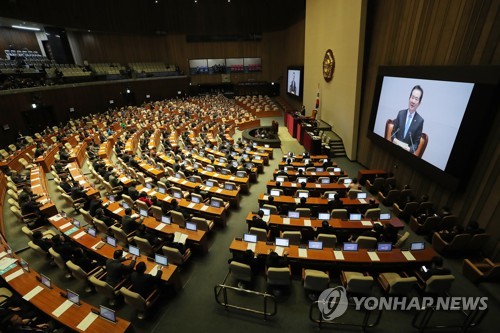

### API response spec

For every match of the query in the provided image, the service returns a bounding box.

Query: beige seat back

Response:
[267,267,291,286]
[230,262,252,283]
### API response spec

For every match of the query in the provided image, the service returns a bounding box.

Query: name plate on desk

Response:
[368,252,380,261]
[283,218,290,225]
[333,250,344,260]
[298,248,308,258]
[247,243,256,251]
[187,203,196,209]
[402,251,416,261]
[303,220,312,227]
[361,220,372,226]
[77,312,98,331]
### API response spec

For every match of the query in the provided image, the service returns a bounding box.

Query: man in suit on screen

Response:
[289,73,297,95]
[390,85,424,154]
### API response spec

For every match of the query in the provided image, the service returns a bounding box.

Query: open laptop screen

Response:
[270,189,281,197]
[276,176,285,183]
[318,212,330,220]
[243,233,257,243]
[67,289,80,305]
[87,227,96,237]
[139,208,148,217]
[377,242,392,252]
[275,237,289,247]
[191,195,201,203]
[321,178,330,184]
[343,243,358,252]
[380,213,391,220]
[40,274,51,288]
[186,222,197,231]
[411,242,425,251]
[349,213,362,221]
[210,198,221,208]
[297,177,307,184]
[161,215,171,224]
[155,254,168,266]
[288,211,300,219]
[357,192,367,199]
[99,305,116,323]
[106,236,117,247]
[298,191,309,198]
[128,245,140,256]
[261,208,271,216]
[308,241,323,250]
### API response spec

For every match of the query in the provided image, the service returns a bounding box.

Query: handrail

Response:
[214,284,277,319]
[309,300,382,332]
[412,305,488,332]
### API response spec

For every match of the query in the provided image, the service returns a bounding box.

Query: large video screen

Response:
[368,66,499,189]
[372,76,474,171]
[287,67,303,98]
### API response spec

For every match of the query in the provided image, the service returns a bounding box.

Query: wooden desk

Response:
[67,162,100,198]
[69,141,88,168]
[136,159,165,180]
[258,193,378,210]
[0,144,36,172]
[273,169,346,180]
[136,185,228,226]
[278,161,332,169]
[229,239,436,269]
[30,166,58,217]
[266,180,349,196]
[47,215,182,290]
[282,154,329,162]
[245,212,405,231]
[35,144,59,173]
[0,236,131,333]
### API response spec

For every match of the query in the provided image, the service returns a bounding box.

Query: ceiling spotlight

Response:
[32,103,37,109]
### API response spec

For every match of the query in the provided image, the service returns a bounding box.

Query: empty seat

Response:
[342,271,374,295]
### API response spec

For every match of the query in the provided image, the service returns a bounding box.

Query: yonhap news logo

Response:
[317,286,349,320]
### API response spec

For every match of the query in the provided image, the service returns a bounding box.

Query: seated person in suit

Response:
[88,198,103,217]
[32,230,53,253]
[315,220,335,235]
[465,221,485,235]
[59,176,73,193]
[297,196,308,209]
[8,170,27,186]
[135,224,162,247]
[420,256,451,281]
[228,249,258,288]
[128,187,140,201]
[170,199,191,220]
[266,250,289,269]
[95,208,117,227]
[105,250,136,287]
[438,224,464,242]
[121,208,140,234]
[71,248,98,273]
[51,235,77,262]
[250,210,268,231]
[131,261,163,298]
[327,194,344,211]
[382,223,399,244]
[164,233,186,255]
[356,222,384,241]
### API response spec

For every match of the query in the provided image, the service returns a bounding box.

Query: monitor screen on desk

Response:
[205,180,214,187]
[173,192,182,199]
[270,189,281,197]
[232,161,239,168]
[161,215,171,224]
[122,201,130,209]
[275,237,289,247]
[343,178,352,184]
[73,219,80,228]
[334,168,341,172]
[316,167,324,172]
[261,208,271,216]
[221,169,230,175]
[297,177,307,184]
[243,233,257,243]
[87,227,96,237]
[411,242,425,251]
[128,245,140,256]
[186,222,197,231]
[67,289,80,305]
[357,192,367,199]
[276,176,285,183]
[242,153,249,159]
[236,171,246,178]
[349,213,362,221]
[40,274,51,288]
[288,211,300,219]
[139,208,148,217]
[298,192,309,198]
[321,178,330,184]
[155,254,168,266]
[328,193,337,199]
[109,195,115,202]
[343,243,358,252]
[99,305,116,323]
[308,241,323,250]
[20,258,29,271]
[377,242,393,252]
[210,198,221,208]
[224,183,234,191]
[146,182,153,189]
[106,236,117,247]
[254,155,261,160]
[191,195,201,203]
[318,212,330,220]
[175,173,182,179]
[158,186,166,194]
[205,166,214,172]
[380,213,391,220]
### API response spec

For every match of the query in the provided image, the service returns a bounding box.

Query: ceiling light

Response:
[12,25,40,31]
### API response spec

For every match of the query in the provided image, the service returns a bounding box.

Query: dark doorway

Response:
[22,105,57,135]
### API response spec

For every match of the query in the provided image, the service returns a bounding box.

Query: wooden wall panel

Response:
[0,27,40,54]
[357,0,500,257]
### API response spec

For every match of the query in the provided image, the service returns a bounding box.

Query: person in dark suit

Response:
[128,187,140,201]
[420,256,451,281]
[164,233,186,255]
[122,208,140,234]
[71,248,98,273]
[390,85,425,154]
[32,230,53,253]
[250,210,268,231]
[315,220,335,235]
[266,250,289,268]
[88,198,103,216]
[289,73,297,95]
[327,194,344,211]
[105,250,136,287]
[130,261,162,298]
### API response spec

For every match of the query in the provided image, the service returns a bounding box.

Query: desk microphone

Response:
[409,132,414,153]
[390,128,400,140]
